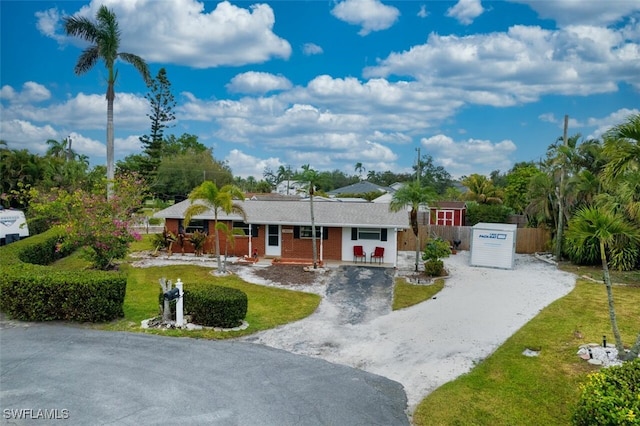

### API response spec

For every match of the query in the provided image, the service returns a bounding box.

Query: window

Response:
[351,227,388,241]
[358,227,381,240]
[233,221,249,236]
[300,226,322,238]
[182,219,206,234]
[293,226,328,239]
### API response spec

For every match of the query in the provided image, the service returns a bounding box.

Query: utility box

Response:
[470,223,517,269]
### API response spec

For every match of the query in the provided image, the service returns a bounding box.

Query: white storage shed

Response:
[470,223,517,269]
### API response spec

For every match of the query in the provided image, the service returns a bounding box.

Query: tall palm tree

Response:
[184,181,245,271]
[566,206,640,360]
[301,164,320,269]
[64,5,150,198]
[390,180,436,272]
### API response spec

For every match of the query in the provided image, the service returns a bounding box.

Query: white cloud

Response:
[35,8,66,44]
[226,72,292,95]
[446,0,484,25]
[302,43,324,56]
[225,149,282,179]
[0,82,50,104]
[417,5,429,19]
[42,0,291,68]
[421,134,516,178]
[331,0,400,36]
[0,119,58,154]
[585,108,640,140]
[509,0,640,27]
[363,24,640,105]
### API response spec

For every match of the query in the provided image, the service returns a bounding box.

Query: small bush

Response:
[148,217,163,226]
[160,284,248,328]
[424,259,445,277]
[572,359,640,425]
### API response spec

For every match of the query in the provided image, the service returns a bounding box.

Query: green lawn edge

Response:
[412,279,640,425]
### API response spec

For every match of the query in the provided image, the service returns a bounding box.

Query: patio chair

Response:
[370,246,384,264]
[353,245,366,263]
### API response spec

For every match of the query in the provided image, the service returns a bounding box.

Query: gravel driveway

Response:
[240,251,577,411]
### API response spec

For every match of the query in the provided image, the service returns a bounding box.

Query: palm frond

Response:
[118,52,151,83]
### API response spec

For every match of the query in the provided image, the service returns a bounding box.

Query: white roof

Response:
[154,199,409,229]
[472,222,517,231]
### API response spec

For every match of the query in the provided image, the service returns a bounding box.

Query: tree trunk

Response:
[214,214,222,271]
[600,240,625,357]
[106,90,115,199]
[623,333,640,361]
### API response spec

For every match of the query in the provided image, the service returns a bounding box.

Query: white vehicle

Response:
[0,207,29,245]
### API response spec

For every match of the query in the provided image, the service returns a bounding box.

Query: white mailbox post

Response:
[175,278,184,327]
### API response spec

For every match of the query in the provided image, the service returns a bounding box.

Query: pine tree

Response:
[139,68,176,182]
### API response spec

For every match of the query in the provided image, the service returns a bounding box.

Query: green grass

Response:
[559,261,640,286]
[412,279,640,425]
[95,263,321,339]
[53,236,321,339]
[393,278,444,310]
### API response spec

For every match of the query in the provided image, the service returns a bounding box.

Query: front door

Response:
[265,224,281,256]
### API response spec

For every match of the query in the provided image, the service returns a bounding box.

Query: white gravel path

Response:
[129,250,577,412]
[242,251,577,411]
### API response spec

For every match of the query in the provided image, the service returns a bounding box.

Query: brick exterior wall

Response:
[164,219,343,261]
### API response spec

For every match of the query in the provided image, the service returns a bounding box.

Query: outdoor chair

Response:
[370,246,384,264]
[353,245,366,263]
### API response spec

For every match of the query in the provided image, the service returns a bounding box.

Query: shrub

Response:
[0,229,126,322]
[422,237,451,262]
[160,284,248,328]
[424,259,445,277]
[148,217,163,226]
[572,359,640,425]
[188,286,247,328]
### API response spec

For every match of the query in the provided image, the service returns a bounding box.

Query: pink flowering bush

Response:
[27,173,148,270]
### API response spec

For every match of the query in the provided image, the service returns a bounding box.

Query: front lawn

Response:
[54,237,321,339]
[413,279,640,425]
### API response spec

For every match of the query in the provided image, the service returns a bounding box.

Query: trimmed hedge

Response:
[161,284,248,328]
[572,358,640,425]
[0,229,126,322]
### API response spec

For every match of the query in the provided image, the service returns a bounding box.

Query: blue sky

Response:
[1,0,638,180]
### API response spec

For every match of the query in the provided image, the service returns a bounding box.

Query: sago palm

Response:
[566,206,640,360]
[64,5,150,197]
[184,181,246,271]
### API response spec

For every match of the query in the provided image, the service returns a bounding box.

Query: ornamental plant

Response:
[572,359,640,425]
[27,173,148,270]
[422,237,451,276]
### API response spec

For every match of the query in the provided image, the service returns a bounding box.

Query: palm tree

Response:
[64,5,150,198]
[389,180,436,272]
[354,162,365,180]
[461,174,503,204]
[602,113,640,183]
[184,181,245,271]
[301,164,320,269]
[566,206,640,360]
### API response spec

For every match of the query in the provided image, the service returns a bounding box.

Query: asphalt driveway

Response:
[0,322,408,425]
[325,266,395,325]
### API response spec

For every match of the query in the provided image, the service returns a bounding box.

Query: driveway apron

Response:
[325,266,395,325]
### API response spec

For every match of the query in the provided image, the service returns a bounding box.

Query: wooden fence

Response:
[397,225,551,254]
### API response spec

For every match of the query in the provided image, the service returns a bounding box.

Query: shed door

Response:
[436,210,454,226]
[265,225,281,256]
